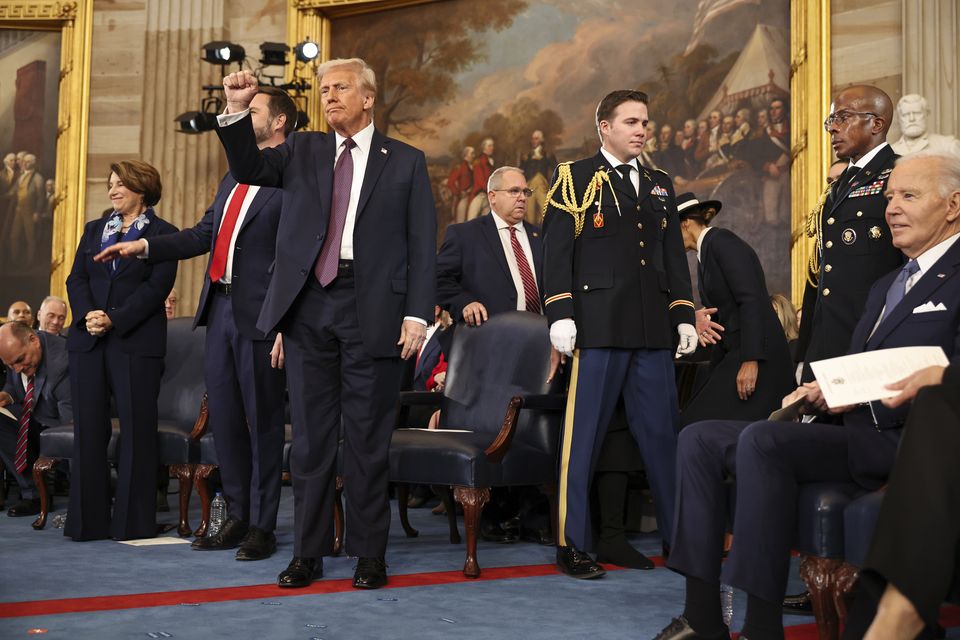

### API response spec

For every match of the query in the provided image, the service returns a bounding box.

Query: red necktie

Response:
[315,138,356,286]
[208,183,250,282]
[14,376,34,473]
[509,226,541,313]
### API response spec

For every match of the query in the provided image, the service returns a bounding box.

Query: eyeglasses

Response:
[823,110,878,131]
[492,187,534,198]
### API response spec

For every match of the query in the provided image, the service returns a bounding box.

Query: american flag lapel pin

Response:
[380,147,388,155]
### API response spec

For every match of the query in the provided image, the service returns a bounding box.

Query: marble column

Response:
[902,0,959,136]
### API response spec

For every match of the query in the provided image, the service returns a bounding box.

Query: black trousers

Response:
[205,292,286,531]
[65,339,163,540]
[851,384,960,629]
[283,270,401,558]
[0,414,45,500]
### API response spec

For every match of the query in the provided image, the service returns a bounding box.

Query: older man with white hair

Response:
[37,296,68,336]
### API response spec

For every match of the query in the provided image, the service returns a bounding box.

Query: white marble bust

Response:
[891,94,960,156]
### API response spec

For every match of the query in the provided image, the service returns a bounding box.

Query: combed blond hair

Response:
[316,57,377,97]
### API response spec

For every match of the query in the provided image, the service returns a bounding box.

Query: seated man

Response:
[840,364,960,640]
[0,321,72,516]
[37,296,68,336]
[654,150,960,640]
[6,301,33,327]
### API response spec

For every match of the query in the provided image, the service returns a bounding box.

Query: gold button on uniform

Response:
[823,288,831,296]
[825,264,832,272]
[583,285,588,290]
[637,223,643,230]
[856,211,863,217]
[640,259,646,266]
[639,241,645,247]
[827,217,835,225]
[825,240,833,248]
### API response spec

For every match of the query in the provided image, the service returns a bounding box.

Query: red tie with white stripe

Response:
[208,183,250,283]
[14,376,34,473]
[509,226,541,313]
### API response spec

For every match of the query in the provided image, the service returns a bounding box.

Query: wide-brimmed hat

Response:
[675,192,722,220]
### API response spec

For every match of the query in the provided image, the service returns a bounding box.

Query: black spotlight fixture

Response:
[174,95,224,134]
[259,42,289,67]
[294,39,320,63]
[202,41,245,65]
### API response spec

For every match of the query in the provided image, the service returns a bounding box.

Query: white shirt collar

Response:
[849,141,888,169]
[599,146,637,172]
[914,232,960,275]
[334,121,375,155]
[695,226,713,261]
[492,211,523,232]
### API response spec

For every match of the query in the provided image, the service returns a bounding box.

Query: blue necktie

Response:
[881,259,920,322]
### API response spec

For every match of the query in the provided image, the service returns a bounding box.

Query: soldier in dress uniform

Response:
[542,89,697,579]
[797,85,904,380]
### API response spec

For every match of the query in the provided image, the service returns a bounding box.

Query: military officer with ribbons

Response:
[542,89,697,579]
[797,85,904,379]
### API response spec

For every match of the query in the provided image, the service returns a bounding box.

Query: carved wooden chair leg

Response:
[396,483,419,538]
[800,554,843,640]
[833,562,860,629]
[168,463,194,537]
[454,486,490,578]
[333,475,344,556]
[192,463,217,538]
[31,456,57,530]
[434,485,460,544]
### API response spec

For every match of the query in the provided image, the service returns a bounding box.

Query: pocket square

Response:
[913,301,947,314]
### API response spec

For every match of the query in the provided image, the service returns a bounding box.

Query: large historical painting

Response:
[0,28,61,312]
[331,0,792,297]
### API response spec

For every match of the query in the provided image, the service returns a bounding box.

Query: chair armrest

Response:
[398,391,444,407]
[189,393,209,440]
[484,396,523,464]
[519,394,565,411]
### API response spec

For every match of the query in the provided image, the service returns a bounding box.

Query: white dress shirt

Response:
[333,122,374,260]
[600,147,639,195]
[491,211,539,311]
[216,183,261,283]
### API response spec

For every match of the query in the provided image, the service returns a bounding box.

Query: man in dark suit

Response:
[542,89,698,579]
[0,322,72,516]
[654,151,960,640]
[217,58,436,589]
[95,87,296,561]
[797,85,903,380]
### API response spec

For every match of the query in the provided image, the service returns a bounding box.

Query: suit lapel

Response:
[113,219,157,279]
[236,186,278,235]
[868,240,960,347]
[523,220,543,289]
[31,336,49,401]
[315,134,336,226]
[355,129,389,220]
[415,335,440,380]
[481,214,514,285]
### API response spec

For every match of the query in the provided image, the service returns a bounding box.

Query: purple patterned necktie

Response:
[314,138,356,286]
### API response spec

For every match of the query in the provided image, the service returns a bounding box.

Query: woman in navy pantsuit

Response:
[64,160,177,541]
[677,193,795,428]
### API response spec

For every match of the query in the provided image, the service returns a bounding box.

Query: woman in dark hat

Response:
[675,193,795,427]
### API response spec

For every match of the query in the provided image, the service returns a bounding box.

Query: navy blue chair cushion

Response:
[843,489,885,568]
[794,482,869,559]
[38,423,120,460]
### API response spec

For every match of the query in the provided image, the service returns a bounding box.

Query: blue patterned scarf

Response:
[99,208,154,274]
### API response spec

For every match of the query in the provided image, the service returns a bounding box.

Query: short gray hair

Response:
[487,166,524,193]
[316,57,377,97]
[895,151,960,199]
[40,295,67,312]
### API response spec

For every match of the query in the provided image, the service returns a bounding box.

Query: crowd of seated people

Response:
[3,59,960,640]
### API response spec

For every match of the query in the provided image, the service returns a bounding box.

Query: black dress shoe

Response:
[278,557,322,588]
[191,518,249,550]
[7,498,41,517]
[782,590,814,615]
[353,556,388,589]
[651,616,731,640]
[519,526,555,546]
[480,520,517,544]
[556,545,606,579]
[597,538,655,569]
[235,526,276,561]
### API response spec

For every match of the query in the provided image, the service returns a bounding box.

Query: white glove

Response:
[550,319,577,357]
[675,323,697,357]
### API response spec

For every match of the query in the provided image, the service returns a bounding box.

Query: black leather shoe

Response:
[191,518,249,550]
[651,616,731,640]
[556,545,606,579]
[519,526,555,546]
[782,590,814,615]
[480,520,517,544]
[597,538,655,570]
[235,526,276,561]
[353,556,388,589]
[278,557,322,588]
[7,498,41,517]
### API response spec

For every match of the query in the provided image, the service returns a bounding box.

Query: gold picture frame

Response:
[290,0,831,303]
[0,0,93,302]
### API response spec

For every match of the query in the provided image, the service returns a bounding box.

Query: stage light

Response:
[260,42,289,67]
[202,41,244,65]
[174,111,218,134]
[294,40,319,63]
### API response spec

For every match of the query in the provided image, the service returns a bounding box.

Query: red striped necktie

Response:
[14,376,34,473]
[208,183,250,283]
[509,226,541,313]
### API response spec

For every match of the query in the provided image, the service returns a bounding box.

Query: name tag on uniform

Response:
[848,180,884,198]
[650,185,669,197]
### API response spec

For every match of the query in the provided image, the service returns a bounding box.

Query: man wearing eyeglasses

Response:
[797,85,904,382]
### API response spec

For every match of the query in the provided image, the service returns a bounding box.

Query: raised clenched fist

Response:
[222,70,260,113]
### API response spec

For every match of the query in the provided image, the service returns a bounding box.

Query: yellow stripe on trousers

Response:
[556,348,580,548]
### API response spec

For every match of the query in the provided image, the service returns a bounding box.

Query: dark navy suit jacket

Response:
[146,173,282,341]
[66,216,178,357]
[2,331,72,427]
[436,213,543,322]
[216,116,437,358]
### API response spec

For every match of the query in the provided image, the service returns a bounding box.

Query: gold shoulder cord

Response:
[804,183,832,287]
[543,164,620,238]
